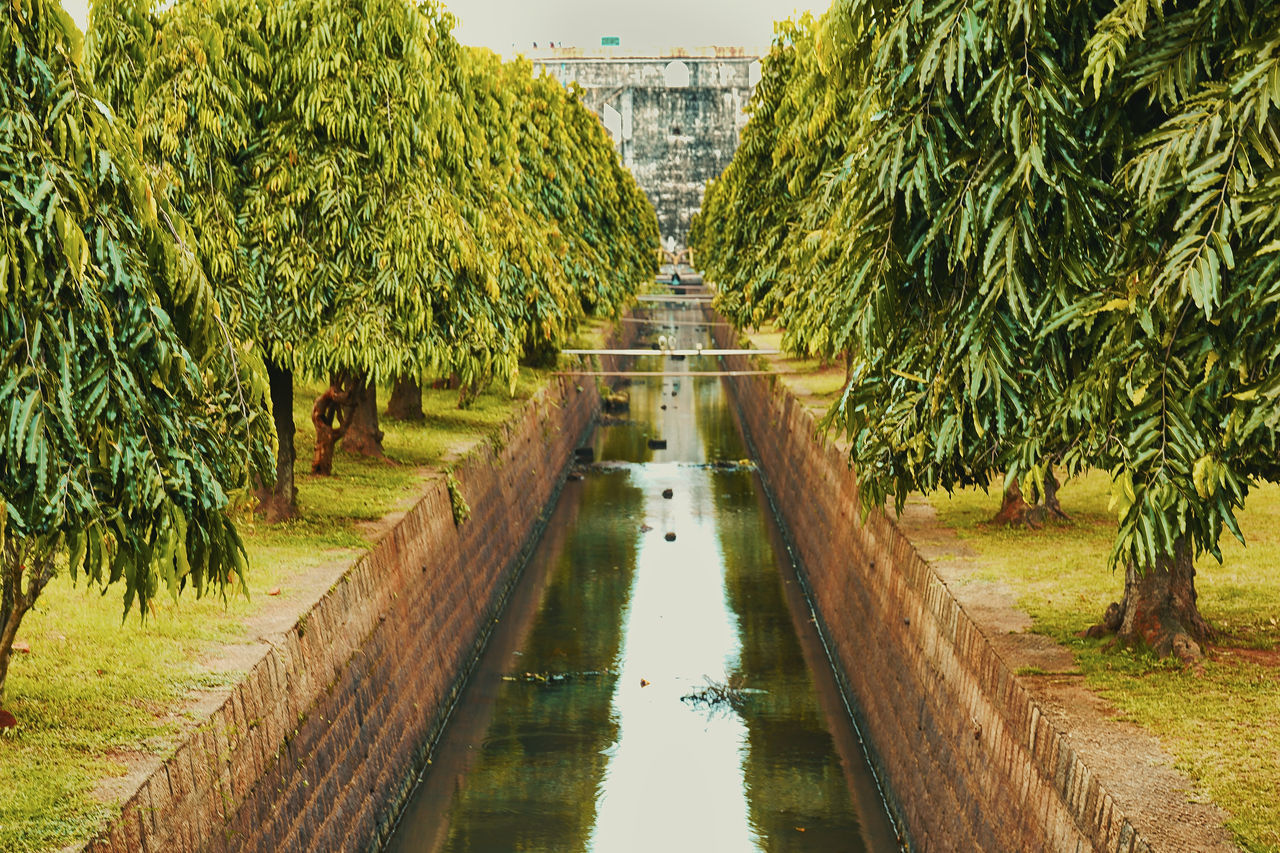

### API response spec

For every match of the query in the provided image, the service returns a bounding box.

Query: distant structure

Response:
[531,46,763,252]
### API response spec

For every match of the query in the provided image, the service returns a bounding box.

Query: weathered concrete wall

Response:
[533,53,756,250]
[82,377,598,853]
[714,324,1156,853]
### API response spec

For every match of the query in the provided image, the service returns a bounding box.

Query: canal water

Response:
[386,306,900,852]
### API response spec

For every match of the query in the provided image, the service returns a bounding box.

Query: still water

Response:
[386,308,900,852]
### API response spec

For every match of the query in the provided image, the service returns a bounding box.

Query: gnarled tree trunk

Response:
[991,480,1044,527]
[312,372,385,475]
[1043,463,1070,521]
[258,355,297,521]
[1088,537,1214,663]
[385,376,424,422]
[342,373,384,457]
[311,380,352,476]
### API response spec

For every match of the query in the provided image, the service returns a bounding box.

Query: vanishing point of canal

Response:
[386,303,901,852]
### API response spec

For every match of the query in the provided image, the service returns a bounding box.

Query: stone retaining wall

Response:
[715,331,1152,853]
[84,376,597,853]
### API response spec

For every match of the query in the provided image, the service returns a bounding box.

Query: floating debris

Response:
[501,670,615,685]
[662,488,674,499]
[680,675,757,714]
[664,532,677,542]
[648,439,667,450]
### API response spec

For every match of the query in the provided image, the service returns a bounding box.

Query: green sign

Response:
[601,36,620,46]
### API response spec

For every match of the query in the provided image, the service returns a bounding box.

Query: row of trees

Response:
[1,0,657,705]
[692,0,1280,660]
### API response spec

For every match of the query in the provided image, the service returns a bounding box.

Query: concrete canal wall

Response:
[83,376,598,853]
[716,329,1153,852]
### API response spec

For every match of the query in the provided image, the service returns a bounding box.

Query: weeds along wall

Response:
[713,318,1155,853]
[82,376,599,853]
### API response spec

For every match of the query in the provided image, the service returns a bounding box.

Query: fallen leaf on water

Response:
[795,827,806,833]
[640,678,651,688]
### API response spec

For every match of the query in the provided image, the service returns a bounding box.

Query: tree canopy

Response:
[1,0,272,699]
[693,0,1280,659]
[3,0,656,707]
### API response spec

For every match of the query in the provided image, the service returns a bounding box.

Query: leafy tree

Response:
[1065,0,1280,655]
[1,0,271,705]
[243,0,497,477]
[695,0,1280,660]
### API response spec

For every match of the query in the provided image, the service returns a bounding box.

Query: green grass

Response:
[927,473,1280,852]
[748,326,848,409]
[0,320,609,852]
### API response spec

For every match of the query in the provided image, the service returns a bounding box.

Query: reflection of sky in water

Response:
[590,464,754,852]
[386,308,898,853]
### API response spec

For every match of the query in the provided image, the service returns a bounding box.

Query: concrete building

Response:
[531,47,762,253]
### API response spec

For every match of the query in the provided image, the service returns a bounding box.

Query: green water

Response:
[386,308,899,852]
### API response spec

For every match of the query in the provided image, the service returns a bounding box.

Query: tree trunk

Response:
[1088,538,1214,663]
[311,380,352,476]
[991,480,1044,527]
[1,546,53,707]
[457,381,480,410]
[342,373,384,457]
[1042,463,1070,521]
[258,355,297,522]
[385,376,424,421]
[431,374,460,390]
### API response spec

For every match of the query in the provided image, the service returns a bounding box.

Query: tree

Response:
[1,0,271,705]
[1065,0,1280,656]
[695,0,1280,660]
[243,0,502,476]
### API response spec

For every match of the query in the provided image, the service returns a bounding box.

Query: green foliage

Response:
[1,0,272,659]
[445,469,470,526]
[695,0,1280,578]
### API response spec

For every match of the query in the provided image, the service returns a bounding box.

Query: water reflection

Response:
[386,306,898,853]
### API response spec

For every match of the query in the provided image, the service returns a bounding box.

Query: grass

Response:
[0,318,609,853]
[926,474,1280,852]
[747,326,848,408]
[747,325,1280,852]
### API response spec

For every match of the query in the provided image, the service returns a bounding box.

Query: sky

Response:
[60,0,826,53]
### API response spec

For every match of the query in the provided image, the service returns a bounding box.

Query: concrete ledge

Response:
[81,375,598,853]
[713,325,1201,852]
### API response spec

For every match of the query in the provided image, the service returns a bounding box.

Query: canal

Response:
[386,305,900,852]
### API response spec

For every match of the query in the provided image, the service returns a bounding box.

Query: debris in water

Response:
[640,523,653,532]
[640,679,651,688]
[648,438,667,450]
[664,532,677,541]
[681,675,753,713]
[662,488,674,499]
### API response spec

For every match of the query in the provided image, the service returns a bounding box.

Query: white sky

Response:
[61,0,826,53]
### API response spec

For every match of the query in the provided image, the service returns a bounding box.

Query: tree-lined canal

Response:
[386,306,899,852]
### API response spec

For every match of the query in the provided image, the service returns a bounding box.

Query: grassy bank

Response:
[746,324,1280,852]
[0,320,606,852]
[928,476,1280,853]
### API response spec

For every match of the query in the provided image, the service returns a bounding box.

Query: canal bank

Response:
[713,321,1237,852]
[81,372,602,853]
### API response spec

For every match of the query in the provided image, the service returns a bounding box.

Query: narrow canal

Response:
[386,304,900,852]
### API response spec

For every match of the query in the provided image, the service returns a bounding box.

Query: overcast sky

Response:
[61,0,826,53]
